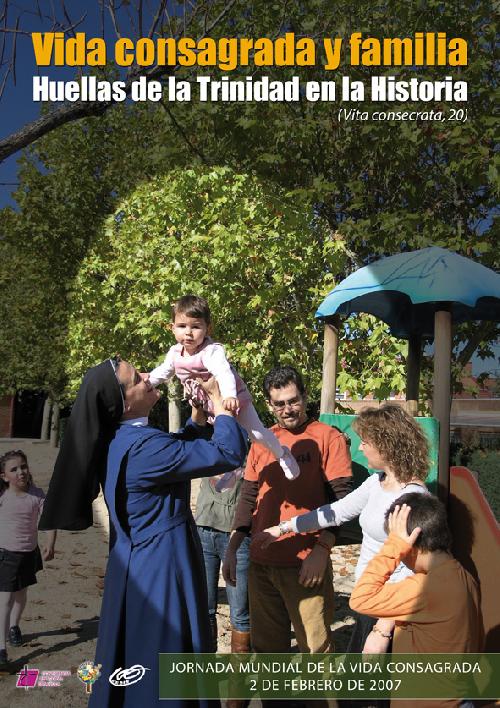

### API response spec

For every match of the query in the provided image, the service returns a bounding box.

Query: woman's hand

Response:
[196,376,221,400]
[196,377,234,417]
[223,396,239,412]
[362,630,391,654]
[251,525,281,549]
[362,619,395,654]
[190,404,207,426]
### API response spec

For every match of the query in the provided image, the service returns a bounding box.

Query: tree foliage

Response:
[0,0,240,161]
[1,0,497,408]
[65,166,351,410]
[0,105,142,395]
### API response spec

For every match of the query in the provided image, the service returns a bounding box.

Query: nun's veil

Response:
[39,359,125,531]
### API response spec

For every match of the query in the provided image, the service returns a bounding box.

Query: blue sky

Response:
[0,1,129,208]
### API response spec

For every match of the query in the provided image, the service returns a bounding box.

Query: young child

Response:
[150,295,300,480]
[349,492,483,655]
[0,450,57,667]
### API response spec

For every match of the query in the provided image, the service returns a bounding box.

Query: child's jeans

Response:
[197,526,250,632]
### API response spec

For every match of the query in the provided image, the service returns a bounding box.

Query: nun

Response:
[39,357,247,707]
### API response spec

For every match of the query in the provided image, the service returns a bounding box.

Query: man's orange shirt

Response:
[245,419,352,567]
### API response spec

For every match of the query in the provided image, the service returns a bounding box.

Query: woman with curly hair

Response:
[254,404,430,654]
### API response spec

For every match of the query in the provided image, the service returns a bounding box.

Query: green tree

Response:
[2,0,497,409]
[0,92,200,407]
[158,0,498,400]
[64,166,349,411]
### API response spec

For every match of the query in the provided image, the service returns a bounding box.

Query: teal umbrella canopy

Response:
[316,247,500,338]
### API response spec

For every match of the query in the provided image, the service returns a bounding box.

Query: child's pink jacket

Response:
[150,338,251,410]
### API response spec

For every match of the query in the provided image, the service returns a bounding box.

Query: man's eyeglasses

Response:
[268,396,303,412]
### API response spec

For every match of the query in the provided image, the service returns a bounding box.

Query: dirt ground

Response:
[0,438,359,707]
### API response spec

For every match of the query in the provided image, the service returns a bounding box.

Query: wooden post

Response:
[41,397,52,440]
[320,317,340,415]
[168,381,182,433]
[405,333,422,417]
[49,401,60,448]
[8,395,15,437]
[432,308,452,503]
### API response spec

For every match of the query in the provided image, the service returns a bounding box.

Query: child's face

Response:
[172,313,208,354]
[1,455,30,491]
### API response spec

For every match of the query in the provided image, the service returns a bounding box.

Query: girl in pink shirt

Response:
[150,295,300,481]
[0,450,56,667]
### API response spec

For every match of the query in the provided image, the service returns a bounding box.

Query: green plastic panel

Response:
[319,413,439,494]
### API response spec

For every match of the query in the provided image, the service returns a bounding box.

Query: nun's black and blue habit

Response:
[39,359,247,707]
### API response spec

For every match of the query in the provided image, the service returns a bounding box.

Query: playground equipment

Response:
[316,246,500,498]
[316,246,500,651]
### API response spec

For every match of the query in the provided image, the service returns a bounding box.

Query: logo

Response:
[38,669,71,687]
[77,661,102,694]
[16,665,39,690]
[109,664,150,687]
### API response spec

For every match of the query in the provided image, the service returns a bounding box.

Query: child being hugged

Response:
[0,450,57,667]
[150,295,300,480]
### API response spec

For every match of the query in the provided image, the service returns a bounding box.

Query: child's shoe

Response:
[0,649,8,668]
[8,625,22,646]
[279,447,300,480]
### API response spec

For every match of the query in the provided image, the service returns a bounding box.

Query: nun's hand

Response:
[196,376,221,401]
[196,377,234,417]
[190,405,208,426]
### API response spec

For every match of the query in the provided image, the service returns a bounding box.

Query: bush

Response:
[468,449,500,521]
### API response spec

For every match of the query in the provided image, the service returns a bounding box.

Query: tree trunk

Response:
[50,401,60,448]
[168,382,182,433]
[41,397,52,440]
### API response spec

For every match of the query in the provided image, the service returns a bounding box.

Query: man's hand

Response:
[222,530,246,587]
[223,397,239,412]
[298,544,330,587]
[251,526,281,550]
[388,504,421,546]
